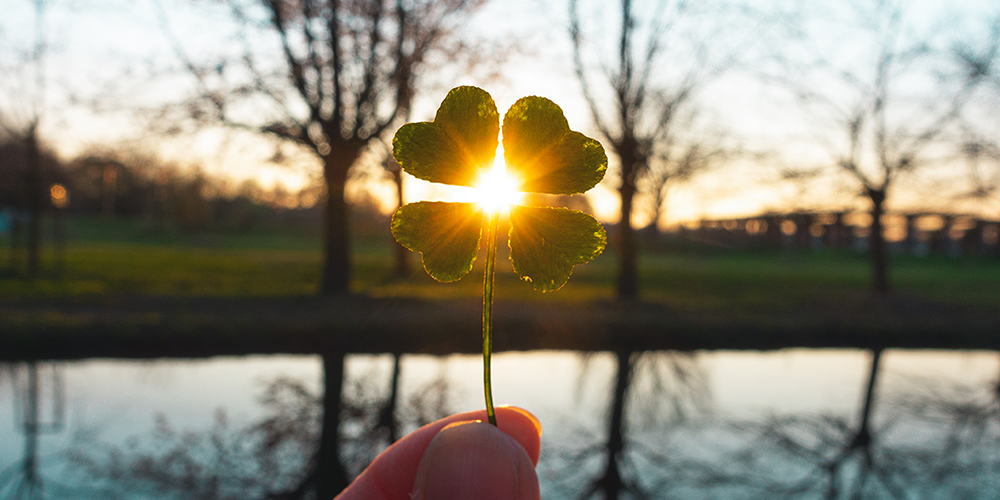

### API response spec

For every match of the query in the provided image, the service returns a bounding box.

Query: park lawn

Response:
[639,250,1000,310]
[0,216,997,311]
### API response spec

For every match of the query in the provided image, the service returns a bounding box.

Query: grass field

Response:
[1,215,998,311]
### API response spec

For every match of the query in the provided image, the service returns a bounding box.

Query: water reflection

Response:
[704,356,1000,499]
[546,351,711,499]
[1,363,65,500]
[1,350,998,499]
[339,353,454,479]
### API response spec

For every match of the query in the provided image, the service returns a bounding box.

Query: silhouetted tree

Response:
[769,1,995,292]
[138,7,498,493]
[381,146,410,277]
[959,137,1000,212]
[956,21,1000,219]
[0,0,51,278]
[641,135,735,234]
[569,0,757,300]
[0,135,62,274]
[156,0,490,295]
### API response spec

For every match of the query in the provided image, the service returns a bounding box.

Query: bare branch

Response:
[569,0,614,142]
[328,0,343,134]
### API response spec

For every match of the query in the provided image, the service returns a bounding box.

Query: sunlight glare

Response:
[476,148,522,212]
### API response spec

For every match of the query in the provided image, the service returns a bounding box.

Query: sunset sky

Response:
[2,0,998,227]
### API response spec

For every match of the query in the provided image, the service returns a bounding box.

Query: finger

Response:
[335,406,541,500]
[411,420,540,500]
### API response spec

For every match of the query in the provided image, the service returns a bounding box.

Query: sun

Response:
[476,148,522,212]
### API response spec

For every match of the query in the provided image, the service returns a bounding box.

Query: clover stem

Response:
[482,208,501,426]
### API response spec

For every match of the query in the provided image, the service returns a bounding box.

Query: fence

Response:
[653,212,1000,257]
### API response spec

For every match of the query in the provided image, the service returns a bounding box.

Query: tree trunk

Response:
[855,348,882,451]
[392,167,409,278]
[616,156,640,301]
[377,354,402,444]
[795,213,812,251]
[316,353,349,499]
[23,363,41,495]
[321,152,358,296]
[26,127,42,278]
[649,181,667,235]
[867,188,889,293]
[826,348,882,500]
[592,350,635,499]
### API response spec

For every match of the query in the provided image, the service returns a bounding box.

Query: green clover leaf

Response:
[392,86,499,188]
[503,96,607,195]
[391,201,484,283]
[391,85,608,292]
[508,205,606,292]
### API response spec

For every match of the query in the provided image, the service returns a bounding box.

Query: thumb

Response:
[411,420,541,500]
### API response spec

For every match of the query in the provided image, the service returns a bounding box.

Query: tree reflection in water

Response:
[64,354,453,500]
[339,354,453,479]
[543,350,1000,499]
[710,354,1000,499]
[56,351,1000,499]
[0,363,66,500]
[543,351,712,499]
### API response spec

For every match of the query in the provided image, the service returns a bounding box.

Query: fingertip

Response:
[336,407,542,500]
[498,405,542,437]
[412,420,540,500]
[494,406,542,465]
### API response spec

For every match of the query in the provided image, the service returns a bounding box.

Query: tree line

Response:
[0,138,365,234]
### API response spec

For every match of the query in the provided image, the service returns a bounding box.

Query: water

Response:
[1,349,998,498]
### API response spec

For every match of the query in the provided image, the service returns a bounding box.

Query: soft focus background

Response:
[1,0,999,498]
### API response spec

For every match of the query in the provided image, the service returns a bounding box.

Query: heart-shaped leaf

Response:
[392,201,484,282]
[502,96,607,195]
[508,205,606,292]
[393,86,499,188]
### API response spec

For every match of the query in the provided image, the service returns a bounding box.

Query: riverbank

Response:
[2,291,997,361]
[2,217,997,360]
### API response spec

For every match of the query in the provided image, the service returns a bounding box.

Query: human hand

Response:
[335,406,542,500]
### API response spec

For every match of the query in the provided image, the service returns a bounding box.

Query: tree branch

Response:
[569,0,615,142]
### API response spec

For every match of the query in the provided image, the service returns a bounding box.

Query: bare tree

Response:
[769,1,995,292]
[377,140,410,277]
[956,21,1000,218]
[0,0,51,279]
[145,7,496,497]
[959,134,1000,218]
[569,0,758,300]
[155,0,489,295]
[641,127,736,234]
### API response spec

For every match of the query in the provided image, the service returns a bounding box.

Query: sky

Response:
[2,0,999,227]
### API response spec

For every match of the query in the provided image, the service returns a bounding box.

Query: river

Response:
[1,349,998,498]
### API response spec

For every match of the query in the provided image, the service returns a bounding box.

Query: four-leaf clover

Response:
[391,86,608,292]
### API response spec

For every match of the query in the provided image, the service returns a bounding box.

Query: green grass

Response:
[67,215,323,251]
[638,251,1000,310]
[1,215,997,309]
